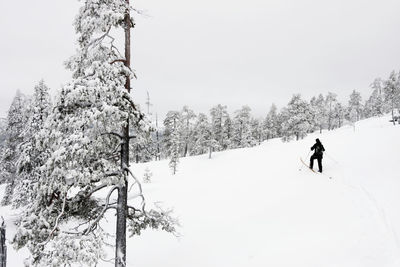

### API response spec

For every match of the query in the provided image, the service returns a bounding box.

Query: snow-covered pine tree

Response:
[12,80,52,208]
[231,106,257,148]
[347,90,363,123]
[154,113,162,160]
[263,104,279,141]
[192,113,219,158]
[222,113,233,149]
[128,91,157,163]
[310,94,326,133]
[0,90,30,205]
[325,92,338,130]
[180,106,196,157]
[210,104,229,150]
[164,111,181,174]
[333,102,345,128]
[281,94,313,141]
[250,118,263,145]
[364,78,384,118]
[12,1,176,266]
[130,126,155,163]
[275,110,287,138]
[383,70,400,125]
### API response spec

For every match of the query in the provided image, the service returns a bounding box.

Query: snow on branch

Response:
[38,193,67,246]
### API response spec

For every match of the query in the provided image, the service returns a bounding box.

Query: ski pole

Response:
[324,152,339,164]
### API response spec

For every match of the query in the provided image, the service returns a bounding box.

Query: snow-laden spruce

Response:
[180,106,196,158]
[383,70,400,124]
[347,90,363,124]
[12,80,52,209]
[364,78,385,118]
[0,90,30,206]
[12,1,176,266]
[262,104,279,140]
[281,94,313,141]
[163,111,181,174]
[231,106,257,148]
[209,104,230,150]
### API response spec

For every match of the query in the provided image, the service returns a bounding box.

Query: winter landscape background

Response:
[0,0,400,266]
[1,115,400,266]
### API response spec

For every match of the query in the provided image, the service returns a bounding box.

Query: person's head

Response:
[316,138,321,144]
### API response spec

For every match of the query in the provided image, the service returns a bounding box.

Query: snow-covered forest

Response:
[1,0,400,266]
[1,70,399,180]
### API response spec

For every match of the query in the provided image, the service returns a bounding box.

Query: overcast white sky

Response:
[1,0,400,119]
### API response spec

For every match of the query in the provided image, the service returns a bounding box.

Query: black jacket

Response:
[311,141,325,157]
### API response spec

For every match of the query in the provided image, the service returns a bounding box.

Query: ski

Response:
[300,157,332,179]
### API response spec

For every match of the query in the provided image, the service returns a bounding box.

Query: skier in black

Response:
[310,138,325,172]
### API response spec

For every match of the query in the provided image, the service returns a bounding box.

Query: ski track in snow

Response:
[1,115,400,267]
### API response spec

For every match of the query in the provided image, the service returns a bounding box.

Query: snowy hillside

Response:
[2,115,400,267]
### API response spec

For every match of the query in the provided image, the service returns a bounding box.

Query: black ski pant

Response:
[310,154,323,172]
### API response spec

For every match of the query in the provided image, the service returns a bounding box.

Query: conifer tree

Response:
[263,104,278,140]
[154,113,162,160]
[383,71,400,125]
[192,113,218,158]
[12,1,175,266]
[347,90,363,122]
[310,94,326,133]
[13,80,52,208]
[180,106,196,157]
[164,111,182,174]
[364,80,384,118]
[250,118,263,145]
[210,104,229,150]
[231,106,257,148]
[222,113,233,149]
[130,127,155,163]
[325,92,338,130]
[333,102,345,128]
[281,94,313,141]
[1,91,30,205]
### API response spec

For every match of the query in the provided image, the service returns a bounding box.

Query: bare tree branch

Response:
[101,132,123,139]
[110,59,127,65]
[83,185,118,235]
[123,167,146,213]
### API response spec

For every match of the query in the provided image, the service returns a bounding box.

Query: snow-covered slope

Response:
[2,115,400,266]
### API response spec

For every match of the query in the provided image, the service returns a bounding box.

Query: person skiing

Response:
[310,138,325,172]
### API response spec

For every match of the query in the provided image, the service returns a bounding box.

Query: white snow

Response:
[1,115,400,266]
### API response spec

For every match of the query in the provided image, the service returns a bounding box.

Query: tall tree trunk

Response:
[184,143,188,157]
[116,2,130,266]
[392,100,395,125]
[156,114,160,161]
[0,221,6,267]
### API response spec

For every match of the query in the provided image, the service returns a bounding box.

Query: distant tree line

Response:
[1,71,399,181]
[130,70,400,172]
